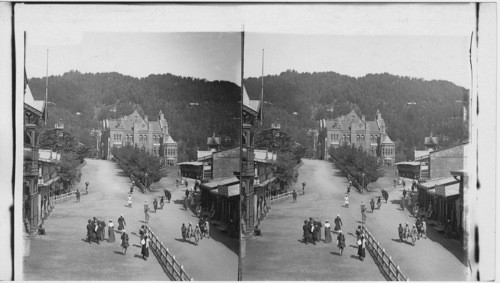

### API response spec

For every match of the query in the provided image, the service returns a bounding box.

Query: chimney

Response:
[144,115,148,122]
[159,110,164,121]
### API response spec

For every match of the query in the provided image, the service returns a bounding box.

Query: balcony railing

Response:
[24,147,38,161]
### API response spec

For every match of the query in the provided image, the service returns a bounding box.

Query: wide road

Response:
[242,159,386,281]
[23,159,238,280]
[242,159,468,281]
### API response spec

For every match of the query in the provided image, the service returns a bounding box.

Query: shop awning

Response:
[201,176,239,189]
[435,183,460,197]
[38,176,61,187]
[211,183,240,197]
[418,177,458,190]
[255,177,276,188]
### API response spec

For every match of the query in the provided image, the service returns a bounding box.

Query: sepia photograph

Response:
[4,2,496,281]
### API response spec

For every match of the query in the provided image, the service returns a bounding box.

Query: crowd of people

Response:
[300,215,348,256]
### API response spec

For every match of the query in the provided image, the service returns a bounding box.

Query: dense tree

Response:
[112,145,165,187]
[329,145,383,187]
[58,152,82,191]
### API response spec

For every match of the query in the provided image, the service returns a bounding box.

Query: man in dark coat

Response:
[302,220,309,244]
[181,223,187,242]
[86,219,94,244]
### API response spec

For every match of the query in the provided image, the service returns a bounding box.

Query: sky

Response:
[27,32,242,84]
[20,4,476,88]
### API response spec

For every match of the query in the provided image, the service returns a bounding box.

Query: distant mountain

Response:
[244,70,468,161]
[28,71,240,161]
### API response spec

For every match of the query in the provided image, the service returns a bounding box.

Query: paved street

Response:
[242,159,468,281]
[23,159,238,281]
[242,159,385,281]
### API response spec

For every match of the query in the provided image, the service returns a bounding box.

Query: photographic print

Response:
[238,3,488,281]
[18,7,240,280]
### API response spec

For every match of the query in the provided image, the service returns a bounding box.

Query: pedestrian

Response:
[127,194,132,208]
[185,179,189,188]
[400,196,405,210]
[183,195,188,210]
[377,196,382,209]
[344,194,349,207]
[139,225,146,241]
[398,223,404,243]
[85,182,89,195]
[194,224,201,245]
[181,223,187,242]
[187,222,194,239]
[176,179,179,189]
[337,230,346,256]
[144,201,150,223]
[121,229,129,255]
[141,234,150,260]
[118,214,126,231]
[93,218,100,244]
[86,219,94,244]
[302,220,310,244]
[411,224,418,246]
[190,190,195,207]
[159,196,165,209]
[357,233,366,261]
[108,220,115,243]
[402,179,406,188]
[403,188,407,198]
[415,218,422,239]
[355,225,362,241]
[309,221,316,245]
[166,189,171,203]
[370,198,375,213]
[76,190,80,202]
[334,214,343,231]
[204,218,210,238]
[383,189,389,203]
[97,220,106,242]
[302,182,306,195]
[153,198,158,213]
[129,185,134,195]
[324,220,332,243]
[292,190,297,202]
[404,223,410,240]
[421,219,427,239]
[393,179,397,189]
[195,202,202,217]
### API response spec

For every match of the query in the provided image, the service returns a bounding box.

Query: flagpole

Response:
[260,49,264,126]
[45,49,49,126]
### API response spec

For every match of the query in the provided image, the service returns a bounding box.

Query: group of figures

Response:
[181,217,210,245]
[86,217,115,244]
[301,215,347,255]
[398,216,427,246]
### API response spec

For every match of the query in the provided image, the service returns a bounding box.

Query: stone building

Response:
[101,110,177,165]
[318,109,395,165]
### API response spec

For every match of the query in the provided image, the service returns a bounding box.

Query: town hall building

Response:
[101,110,178,165]
[318,109,395,165]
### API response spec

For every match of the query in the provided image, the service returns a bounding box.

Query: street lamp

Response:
[145,172,148,193]
[361,172,366,194]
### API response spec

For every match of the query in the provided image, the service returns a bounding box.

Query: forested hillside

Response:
[29,71,240,161]
[244,70,469,161]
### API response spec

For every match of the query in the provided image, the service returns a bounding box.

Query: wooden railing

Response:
[362,226,409,281]
[269,191,293,204]
[53,191,75,204]
[145,226,193,281]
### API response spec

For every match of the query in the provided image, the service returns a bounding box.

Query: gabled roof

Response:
[197,151,213,160]
[207,136,221,146]
[24,84,45,114]
[242,85,261,115]
[381,135,394,144]
[201,176,239,189]
[418,176,459,189]
[164,135,176,144]
[424,136,439,146]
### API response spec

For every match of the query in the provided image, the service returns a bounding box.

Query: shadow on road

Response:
[174,238,197,246]
[113,251,124,255]
[425,227,466,265]
[350,255,359,260]
[330,251,341,256]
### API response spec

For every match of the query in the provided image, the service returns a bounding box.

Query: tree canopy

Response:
[329,145,382,187]
[112,145,165,187]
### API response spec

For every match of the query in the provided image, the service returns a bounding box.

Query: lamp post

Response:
[145,172,148,193]
[361,172,366,194]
